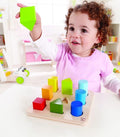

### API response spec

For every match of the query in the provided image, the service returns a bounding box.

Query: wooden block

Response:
[20,6,36,31]
[78,80,88,96]
[62,78,73,95]
[50,98,63,114]
[42,85,53,100]
[33,97,46,110]
[48,76,58,92]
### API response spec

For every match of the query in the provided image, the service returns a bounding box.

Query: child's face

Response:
[67,12,99,57]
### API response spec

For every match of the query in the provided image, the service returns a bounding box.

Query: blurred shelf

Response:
[108,42,118,45]
[0,19,3,23]
[26,61,52,65]
[0,45,6,49]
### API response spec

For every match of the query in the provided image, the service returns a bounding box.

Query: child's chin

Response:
[72,50,80,55]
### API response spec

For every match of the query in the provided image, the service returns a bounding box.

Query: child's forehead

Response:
[69,12,97,27]
[70,12,89,19]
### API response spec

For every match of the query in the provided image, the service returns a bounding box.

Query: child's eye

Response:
[68,27,75,31]
[81,29,88,33]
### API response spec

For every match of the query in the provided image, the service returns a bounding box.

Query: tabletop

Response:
[0,65,120,137]
[0,84,120,137]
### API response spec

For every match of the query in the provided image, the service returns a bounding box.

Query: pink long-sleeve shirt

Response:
[56,43,113,92]
[34,34,120,94]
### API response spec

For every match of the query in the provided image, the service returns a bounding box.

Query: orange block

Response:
[42,85,53,100]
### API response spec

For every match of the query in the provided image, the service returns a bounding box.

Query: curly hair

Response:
[65,1,112,48]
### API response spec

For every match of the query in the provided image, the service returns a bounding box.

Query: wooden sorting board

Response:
[27,90,94,126]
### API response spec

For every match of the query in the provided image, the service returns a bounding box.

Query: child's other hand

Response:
[15,3,42,41]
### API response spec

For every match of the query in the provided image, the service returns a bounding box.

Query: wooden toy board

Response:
[27,90,94,126]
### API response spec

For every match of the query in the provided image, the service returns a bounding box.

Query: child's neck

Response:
[75,49,95,57]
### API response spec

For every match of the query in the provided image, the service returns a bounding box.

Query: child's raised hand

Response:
[15,3,27,18]
[16,3,42,41]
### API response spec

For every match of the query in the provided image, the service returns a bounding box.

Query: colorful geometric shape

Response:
[48,76,58,92]
[78,80,88,96]
[33,97,46,111]
[62,78,73,95]
[50,98,63,114]
[71,101,83,117]
[42,85,53,100]
[75,89,86,105]
[20,6,36,31]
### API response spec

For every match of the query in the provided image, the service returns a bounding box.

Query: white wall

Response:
[107,1,120,23]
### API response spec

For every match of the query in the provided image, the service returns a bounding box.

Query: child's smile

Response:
[71,40,80,46]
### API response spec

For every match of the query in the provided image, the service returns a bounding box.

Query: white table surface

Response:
[0,65,120,137]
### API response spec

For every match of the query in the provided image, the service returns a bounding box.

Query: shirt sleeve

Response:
[33,33,58,61]
[100,53,120,94]
[100,53,114,78]
[103,73,120,94]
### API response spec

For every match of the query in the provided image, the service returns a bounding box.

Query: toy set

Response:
[0,12,2,18]
[0,65,30,84]
[27,77,94,126]
[109,36,117,43]
[107,51,113,61]
[23,40,51,64]
[113,62,120,73]
[0,49,29,84]
[26,52,42,63]
[113,68,120,73]
[0,50,4,66]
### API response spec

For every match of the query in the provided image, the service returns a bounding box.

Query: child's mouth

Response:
[71,41,80,46]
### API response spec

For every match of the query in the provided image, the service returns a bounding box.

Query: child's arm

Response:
[103,73,120,95]
[33,33,58,61]
[16,3,42,41]
[16,3,58,60]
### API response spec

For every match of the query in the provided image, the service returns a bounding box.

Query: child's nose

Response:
[72,31,80,38]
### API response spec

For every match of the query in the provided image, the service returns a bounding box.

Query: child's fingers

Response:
[15,12,20,18]
[17,3,27,8]
[15,3,27,18]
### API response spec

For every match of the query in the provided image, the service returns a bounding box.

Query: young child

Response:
[16,1,120,95]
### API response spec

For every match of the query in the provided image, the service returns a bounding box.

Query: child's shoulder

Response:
[94,49,110,61]
[94,49,108,57]
[57,42,70,51]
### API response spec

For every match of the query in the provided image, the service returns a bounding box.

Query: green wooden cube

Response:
[20,6,36,31]
[50,98,63,114]
[48,76,58,92]
[62,78,73,95]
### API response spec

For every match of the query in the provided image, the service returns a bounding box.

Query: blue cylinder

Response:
[71,101,83,117]
[78,80,88,96]
[75,89,86,105]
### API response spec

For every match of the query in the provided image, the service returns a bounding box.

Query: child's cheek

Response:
[66,35,70,42]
